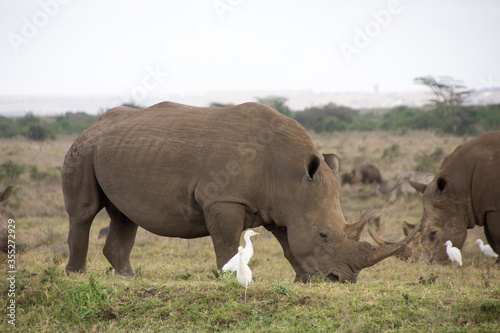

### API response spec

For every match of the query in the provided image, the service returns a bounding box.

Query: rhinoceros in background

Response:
[0,185,13,257]
[342,163,383,186]
[62,102,418,283]
[411,131,500,263]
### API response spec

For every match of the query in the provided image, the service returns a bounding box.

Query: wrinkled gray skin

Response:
[62,102,418,282]
[0,186,13,256]
[413,131,500,263]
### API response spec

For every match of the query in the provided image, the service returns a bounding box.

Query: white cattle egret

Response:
[476,239,499,258]
[236,247,252,300]
[444,240,462,266]
[222,230,260,272]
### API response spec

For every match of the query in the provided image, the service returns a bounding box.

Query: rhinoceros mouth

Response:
[326,273,340,282]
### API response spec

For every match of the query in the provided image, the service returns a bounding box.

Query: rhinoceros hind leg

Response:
[66,213,100,274]
[484,211,500,263]
[264,224,311,283]
[102,202,138,276]
[64,170,103,275]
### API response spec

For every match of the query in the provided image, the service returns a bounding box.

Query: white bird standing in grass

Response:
[476,239,499,258]
[222,230,260,272]
[236,247,253,301]
[444,240,463,266]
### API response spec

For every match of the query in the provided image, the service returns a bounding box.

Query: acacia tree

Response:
[414,76,474,134]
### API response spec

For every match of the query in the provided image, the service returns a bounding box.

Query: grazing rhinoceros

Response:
[342,163,383,185]
[411,131,500,263]
[62,102,418,282]
[0,185,13,256]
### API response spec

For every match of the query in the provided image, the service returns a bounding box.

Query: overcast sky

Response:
[1,0,499,99]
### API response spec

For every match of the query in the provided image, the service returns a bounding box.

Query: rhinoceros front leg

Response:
[204,203,245,269]
[102,203,138,276]
[263,224,311,282]
[484,211,500,264]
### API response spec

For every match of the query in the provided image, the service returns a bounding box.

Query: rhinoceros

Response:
[341,163,383,186]
[0,185,13,256]
[62,102,418,282]
[411,131,500,263]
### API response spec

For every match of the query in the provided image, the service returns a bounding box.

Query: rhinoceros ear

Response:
[436,177,447,193]
[322,153,341,178]
[0,185,13,203]
[306,154,321,180]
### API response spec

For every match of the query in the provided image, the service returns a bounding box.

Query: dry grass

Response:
[1,131,499,332]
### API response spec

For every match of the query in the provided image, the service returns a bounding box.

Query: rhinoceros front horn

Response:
[363,221,422,267]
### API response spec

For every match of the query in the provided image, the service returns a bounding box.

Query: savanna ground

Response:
[1,130,499,332]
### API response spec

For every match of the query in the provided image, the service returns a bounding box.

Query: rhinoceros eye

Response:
[318,232,332,244]
[429,230,437,241]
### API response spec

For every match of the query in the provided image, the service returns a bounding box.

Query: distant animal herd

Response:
[0,102,498,286]
[341,164,434,203]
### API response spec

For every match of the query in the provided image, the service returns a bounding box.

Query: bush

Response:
[0,116,17,138]
[349,114,379,131]
[0,160,25,180]
[29,165,50,181]
[295,103,356,129]
[314,116,348,133]
[476,104,500,132]
[381,143,401,160]
[27,125,55,141]
[256,96,293,117]
[414,147,445,173]
[54,112,99,136]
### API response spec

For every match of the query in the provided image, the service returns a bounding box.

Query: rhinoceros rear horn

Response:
[345,216,370,241]
[402,220,417,236]
[363,221,422,267]
[367,227,392,246]
[409,180,427,193]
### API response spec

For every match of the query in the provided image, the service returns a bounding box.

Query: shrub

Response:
[414,147,445,173]
[314,116,348,133]
[476,104,500,132]
[54,112,99,136]
[0,116,17,138]
[349,114,379,131]
[295,103,356,129]
[61,274,112,322]
[27,125,55,141]
[382,143,401,160]
[0,160,25,180]
[29,165,50,181]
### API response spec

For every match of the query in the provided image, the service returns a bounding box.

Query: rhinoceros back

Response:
[63,102,314,235]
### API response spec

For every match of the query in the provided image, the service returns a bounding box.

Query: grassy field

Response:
[1,131,499,332]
